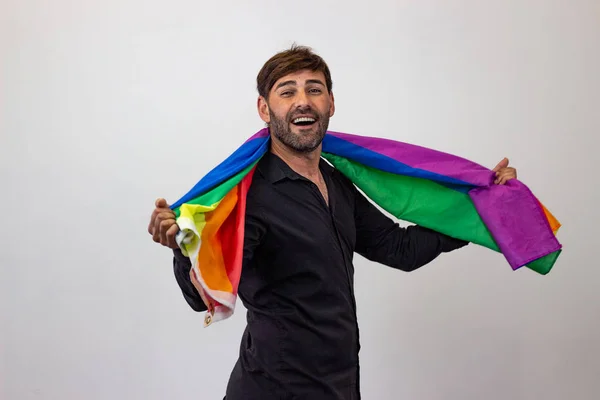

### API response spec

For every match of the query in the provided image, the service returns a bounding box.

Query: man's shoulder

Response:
[246,162,273,204]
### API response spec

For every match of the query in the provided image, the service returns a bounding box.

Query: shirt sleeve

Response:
[352,185,469,271]
[172,248,207,312]
[171,193,267,312]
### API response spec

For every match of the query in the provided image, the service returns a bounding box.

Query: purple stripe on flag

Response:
[327,131,493,187]
[245,127,270,142]
[468,179,562,269]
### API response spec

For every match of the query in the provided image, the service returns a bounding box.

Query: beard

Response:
[268,106,330,153]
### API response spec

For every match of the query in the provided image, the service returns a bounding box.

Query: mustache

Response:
[287,109,320,121]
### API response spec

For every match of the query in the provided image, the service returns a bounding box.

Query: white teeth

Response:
[293,117,316,123]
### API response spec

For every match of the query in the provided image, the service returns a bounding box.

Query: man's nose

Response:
[294,90,310,107]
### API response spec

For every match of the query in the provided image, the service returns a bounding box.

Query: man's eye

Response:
[281,91,293,97]
[309,88,322,94]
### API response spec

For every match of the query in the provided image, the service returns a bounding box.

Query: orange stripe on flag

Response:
[541,203,561,234]
[197,188,238,293]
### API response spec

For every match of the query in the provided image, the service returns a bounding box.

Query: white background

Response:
[2,1,598,399]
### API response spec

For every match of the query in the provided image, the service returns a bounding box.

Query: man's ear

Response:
[329,91,336,117]
[257,96,270,124]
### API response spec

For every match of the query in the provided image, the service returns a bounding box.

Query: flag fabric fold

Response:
[170,128,562,326]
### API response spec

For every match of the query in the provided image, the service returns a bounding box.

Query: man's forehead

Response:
[272,70,326,87]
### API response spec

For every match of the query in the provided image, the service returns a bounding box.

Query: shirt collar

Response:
[258,151,334,184]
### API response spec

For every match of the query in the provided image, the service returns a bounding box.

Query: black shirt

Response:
[173,151,468,399]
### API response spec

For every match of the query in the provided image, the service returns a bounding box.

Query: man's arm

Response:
[172,249,207,312]
[353,186,468,272]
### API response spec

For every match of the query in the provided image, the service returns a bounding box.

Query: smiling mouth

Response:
[291,116,317,127]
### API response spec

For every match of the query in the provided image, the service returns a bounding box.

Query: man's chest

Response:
[263,179,355,252]
[242,173,359,300]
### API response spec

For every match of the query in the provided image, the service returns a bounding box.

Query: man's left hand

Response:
[492,157,517,185]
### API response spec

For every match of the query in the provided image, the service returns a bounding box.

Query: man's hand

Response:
[492,157,517,185]
[148,198,180,249]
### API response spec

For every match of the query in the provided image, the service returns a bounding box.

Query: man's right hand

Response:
[148,198,180,249]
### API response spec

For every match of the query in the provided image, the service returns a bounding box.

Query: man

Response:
[148,45,517,399]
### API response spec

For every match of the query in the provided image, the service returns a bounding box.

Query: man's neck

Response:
[270,136,322,181]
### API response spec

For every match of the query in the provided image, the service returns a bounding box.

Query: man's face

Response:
[258,70,335,153]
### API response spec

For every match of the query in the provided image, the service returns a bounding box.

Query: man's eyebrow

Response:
[306,79,325,86]
[274,79,326,90]
[275,80,297,90]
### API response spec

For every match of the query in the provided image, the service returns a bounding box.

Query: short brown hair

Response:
[256,44,333,99]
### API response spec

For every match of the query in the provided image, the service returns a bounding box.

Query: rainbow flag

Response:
[170,128,562,326]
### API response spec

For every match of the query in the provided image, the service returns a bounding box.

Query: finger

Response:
[159,218,177,245]
[509,167,516,179]
[152,217,162,242]
[166,224,180,249]
[495,170,507,184]
[148,198,169,234]
[495,169,516,185]
[495,171,507,184]
[492,157,509,172]
[153,211,174,243]
[148,207,172,235]
[148,208,161,234]
[503,173,516,184]
[148,214,155,235]
[155,198,169,208]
